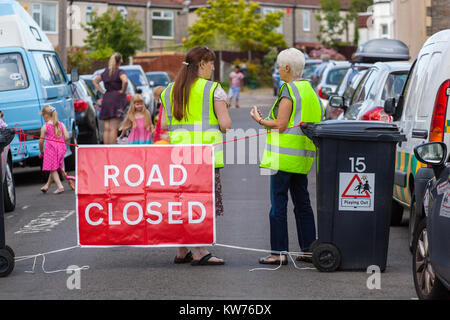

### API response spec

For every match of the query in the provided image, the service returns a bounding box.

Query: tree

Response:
[83,9,145,63]
[184,0,287,52]
[316,0,373,48]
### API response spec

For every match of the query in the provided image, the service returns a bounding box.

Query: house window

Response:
[32,3,57,33]
[303,10,311,32]
[117,7,128,18]
[152,11,174,39]
[262,8,283,34]
[381,24,388,36]
[86,6,93,24]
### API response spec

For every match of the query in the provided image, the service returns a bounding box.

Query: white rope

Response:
[14,245,90,274]
[214,243,316,272]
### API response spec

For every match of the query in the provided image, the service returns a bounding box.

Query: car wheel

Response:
[390,199,404,226]
[64,129,77,172]
[412,219,450,300]
[3,156,15,212]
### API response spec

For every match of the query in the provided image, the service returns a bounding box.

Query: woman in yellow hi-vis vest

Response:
[161,46,232,266]
[250,48,323,265]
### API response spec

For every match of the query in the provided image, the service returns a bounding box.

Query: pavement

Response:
[1,86,416,300]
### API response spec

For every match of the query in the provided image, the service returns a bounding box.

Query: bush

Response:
[309,47,346,61]
[67,46,93,74]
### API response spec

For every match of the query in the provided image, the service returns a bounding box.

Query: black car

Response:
[70,77,100,144]
[146,71,171,88]
[412,142,450,299]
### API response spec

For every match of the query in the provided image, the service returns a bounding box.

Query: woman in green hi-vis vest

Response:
[250,48,323,265]
[161,46,232,266]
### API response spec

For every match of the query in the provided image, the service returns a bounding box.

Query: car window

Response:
[44,54,66,84]
[32,52,53,87]
[351,68,379,105]
[147,73,170,86]
[303,63,319,80]
[402,61,416,121]
[326,68,348,85]
[350,70,371,105]
[124,69,148,87]
[343,69,368,103]
[72,83,82,100]
[0,53,29,92]
[381,72,408,101]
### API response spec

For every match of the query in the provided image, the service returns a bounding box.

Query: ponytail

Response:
[108,52,123,77]
[42,105,61,138]
[172,46,215,121]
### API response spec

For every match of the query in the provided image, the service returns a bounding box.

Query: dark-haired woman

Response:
[161,46,231,266]
[93,52,128,144]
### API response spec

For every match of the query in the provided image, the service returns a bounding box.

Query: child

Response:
[39,105,70,194]
[119,94,154,144]
[152,86,170,144]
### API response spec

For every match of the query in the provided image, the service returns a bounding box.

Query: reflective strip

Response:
[265,144,315,157]
[164,83,174,124]
[214,144,223,152]
[281,127,304,135]
[288,82,303,126]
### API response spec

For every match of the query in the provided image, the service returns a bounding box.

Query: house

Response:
[17,0,357,53]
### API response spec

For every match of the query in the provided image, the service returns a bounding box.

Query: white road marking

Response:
[22,205,30,210]
[15,210,74,234]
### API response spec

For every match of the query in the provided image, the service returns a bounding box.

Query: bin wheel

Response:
[5,245,15,258]
[0,248,15,277]
[312,243,341,272]
[309,239,320,252]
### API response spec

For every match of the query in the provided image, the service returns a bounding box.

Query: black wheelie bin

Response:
[0,128,15,277]
[301,121,406,272]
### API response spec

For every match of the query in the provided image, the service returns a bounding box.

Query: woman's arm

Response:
[39,125,46,154]
[62,123,70,141]
[93,75,105,95]
[214,100,232,133]
[119,73,128,94]
[250,97,292,130]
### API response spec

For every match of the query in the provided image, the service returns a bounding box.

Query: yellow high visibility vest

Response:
[260,80,323,174]
[161,78,224,168]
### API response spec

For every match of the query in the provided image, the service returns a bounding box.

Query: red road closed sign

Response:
[76,145,215,247]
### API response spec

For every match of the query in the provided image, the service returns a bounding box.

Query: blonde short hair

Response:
[277,48,306,78]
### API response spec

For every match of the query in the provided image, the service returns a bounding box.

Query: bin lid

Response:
[301,120,406,143]
[0,129,14,152]
[354,38,410,63]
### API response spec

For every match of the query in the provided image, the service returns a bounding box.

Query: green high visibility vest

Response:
[161,78,224,168]
[260,80,324,174]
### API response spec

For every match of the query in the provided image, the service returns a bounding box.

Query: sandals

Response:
[191,253,224,266]
[174,251,193,264]
[40,186,49,193]
[296,254,312,263]
[259,255,288,265]
[53,187,64,194]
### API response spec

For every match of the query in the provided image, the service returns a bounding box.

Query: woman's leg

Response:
[103,119,111,144]
[176,247,190,259]
[109,118,121,144]
[41,172,53,191]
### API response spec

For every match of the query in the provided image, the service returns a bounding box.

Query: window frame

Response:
[0,52,30,92]
[32,2,58,34]
[262,7,283,34]
[152,10,174,40]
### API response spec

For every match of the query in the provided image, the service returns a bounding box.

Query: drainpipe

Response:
[146,1,151,52]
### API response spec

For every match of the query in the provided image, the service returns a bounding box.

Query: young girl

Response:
[119,94,154,144]
[39,105,70,194]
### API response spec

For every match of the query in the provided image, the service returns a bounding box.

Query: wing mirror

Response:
[414,142,447,178]
[384,97,396,115]
[149,81,155,87]
[329,96,345,109]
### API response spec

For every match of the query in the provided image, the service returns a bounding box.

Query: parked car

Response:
[326,68,369,120]
[412,142,450,299]
[330,61,411,123]
[0,1,77,170]
[382,29,450,245]
[0,127,15,212]
[94,65,155,116]
[334,63,373,98]
[315,61,351,107]
[69,76,100,144]
[146,71,171,88]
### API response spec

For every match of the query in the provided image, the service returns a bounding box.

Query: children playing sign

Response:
[76,145,215,247]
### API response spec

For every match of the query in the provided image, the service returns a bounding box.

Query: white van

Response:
[384,30,450,249]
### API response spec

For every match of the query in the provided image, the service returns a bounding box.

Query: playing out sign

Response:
[76,145,215,247]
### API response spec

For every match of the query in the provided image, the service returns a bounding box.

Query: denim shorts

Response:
[228,86,241,99]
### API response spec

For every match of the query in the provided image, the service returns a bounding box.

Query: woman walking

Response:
[161,46,232,265]
[93,52,128,144]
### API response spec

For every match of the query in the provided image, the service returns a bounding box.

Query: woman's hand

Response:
[250,106,263,123]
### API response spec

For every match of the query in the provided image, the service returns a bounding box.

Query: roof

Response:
[373,61,412,72]
[357,13,371,29]
[75,0,352,9]
[0,0,53,51]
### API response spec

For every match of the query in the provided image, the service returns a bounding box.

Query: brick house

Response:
[17,0,356,52]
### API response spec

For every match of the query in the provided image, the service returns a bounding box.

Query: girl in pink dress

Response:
[39,106,70,194]
[119,94,154,144]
